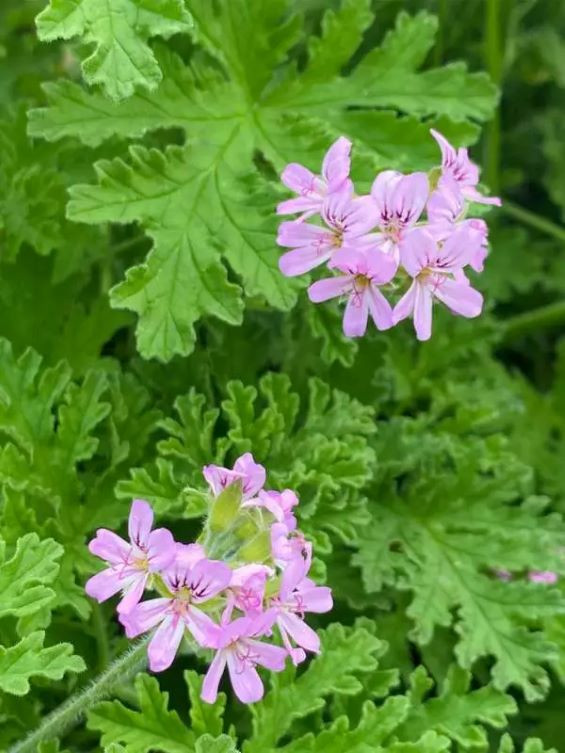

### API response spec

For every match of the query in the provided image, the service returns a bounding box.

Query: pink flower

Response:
[277,184,378,277]
[393,227,484,341]
[308,248,395,337]
[201,613,287,704]
[119,544,231,672]
[203,453,266,501]
[427,176,489,273]
[431,129,501,206]
[370,170,429,263]
[244,489,299,530]
[85,500,175,614]
[529,571,558,585]
[271,524,310,568]
[277,137,351,220]
[272,552,333,665]
[229,564,273,616]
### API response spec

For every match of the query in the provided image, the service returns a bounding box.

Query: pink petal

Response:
[276,221,331,249]
[146,528,176,571]
[281,163,321,196]
[233,453,266,498]
[189,559,232,602]
[342,196,379,237]
[89,529,130,565]
[390,172,429,225]
[278,612,320,653]
[367,286,393,331]
[427,175,464,227]
[226,651,264,703]
[202,464,239,497]
[128,500,154,548]
[430,129,457,166]
[231,564,274,588]
[280,554,310,602]
[276,196,321,217]
[371,170,403,223]
[85,568,126,603]
[433,278,483,318]
[279,245,333,277]
[413,283,433,341]
[436,226,483,271]
[118,597,169,638]
[364,248,398,283]
[174,542,206,569]
[343,289,369,338]
[392,282,417,324]
[529,571,558,585]
[462,186,502,206]
[308,274,353,303]
[148,615,185,672]
[296,585,333,613]
[201,650,228,704]
[399,228,437,277]
[247,639,288,671]
[185,605,222,647]
[117,573,148,614]
[320,182,356,232]
[321,136,351,188]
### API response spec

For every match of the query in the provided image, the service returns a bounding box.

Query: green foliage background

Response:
[0,0,565,750]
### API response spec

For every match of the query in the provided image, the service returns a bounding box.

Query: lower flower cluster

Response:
[85,453,332,704]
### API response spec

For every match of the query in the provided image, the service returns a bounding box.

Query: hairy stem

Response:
[91,602,111,673]
[8,637,149,753]
[501,201,565,243]
[502,301,565,342]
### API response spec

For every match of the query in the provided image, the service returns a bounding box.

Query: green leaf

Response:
[0,534,62,620]
[244,621,385,753]
[0,631,85,695]
[398,665,517,748]
[185,669,226,738]
[88,674,195,753]
[195,736,239,753]
[31,4,496,360]
[353,427,565,701]
[35,0,193,101]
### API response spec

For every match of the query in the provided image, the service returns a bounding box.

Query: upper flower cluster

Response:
[85,454,332,704]
[276,131,501,341]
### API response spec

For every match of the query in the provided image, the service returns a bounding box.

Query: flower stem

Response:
[501,201,565,243]
[502,301,565,342]
[8,637,149,753]
[92,602,111,673]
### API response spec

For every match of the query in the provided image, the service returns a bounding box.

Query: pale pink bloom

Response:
[430,129,501,206]
[529,570,558,585]
[244,489,299,530]
[271,524,311,568]
[277,137,351,220]
[278,184,378,277]
[203,453,266,501]
[201,613,287,704]
[119,544,231,672]
[370,170,429,264]
[427,175,488,272]
[228,564,273,616]
[85,500,175,614]
[393,227,484,341]
[271,552,333,665]
[308,248,395,337]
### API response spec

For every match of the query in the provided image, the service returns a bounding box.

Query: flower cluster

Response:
[276,131,501,341]
[85,454,332,704]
